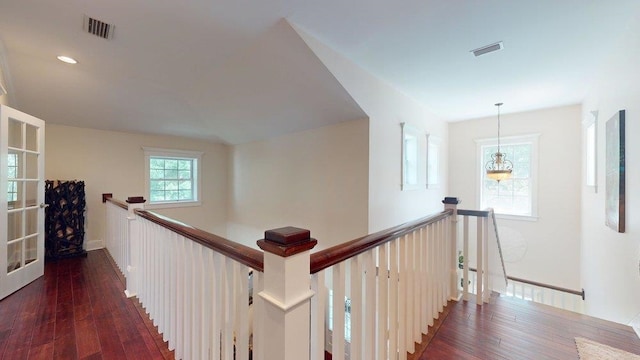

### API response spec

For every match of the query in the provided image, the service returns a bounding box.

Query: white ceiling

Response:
[0,0,638,144]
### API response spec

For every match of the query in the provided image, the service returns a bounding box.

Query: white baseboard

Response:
[629,312,640,340]
[85,239,104,251]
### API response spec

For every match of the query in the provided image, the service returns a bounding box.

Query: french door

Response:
[0,105,45,300]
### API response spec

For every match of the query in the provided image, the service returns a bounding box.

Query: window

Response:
[426,134,440,188]
[477,134,539,219]
[401,122,420,190]
[143,147,203,208]
[584,112,597,191]
[7,153,18,202]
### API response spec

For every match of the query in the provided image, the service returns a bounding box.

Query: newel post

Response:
[257,227,318,360]
[125,196,145,298]
[442,197,461,301]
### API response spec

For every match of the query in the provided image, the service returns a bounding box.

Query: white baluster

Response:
[162,230,171,343]
[200,248,212,360]
[310,270,326,360]
[364,249,376,360]
[237,264,250,360]
[182,239,193,360]
[412,231,420,344]
[429,224,437,323]
[191,245,203,359]
[419,227,428,335]
[406,232,415,354]
[177,234,187,354]
[350,256,362,360]
[388,240,398,360]
[483,216,490,303]
[463,216,469,301]
[150,227,159,325]
[476,217,483,305]
[435,221,443,312]
[397,236,407,360]
[333,262,346,360]
[212,251,224,360]
[377,243,388,360]
[253,270,265,360]
[168,231,178,351]
[223,257,235,360]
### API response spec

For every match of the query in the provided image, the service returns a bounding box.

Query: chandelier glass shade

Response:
[485,103,513,182]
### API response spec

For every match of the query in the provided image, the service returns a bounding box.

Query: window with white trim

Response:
[401,122,421,190]
[477,134,538,218]
[143,147,203,208]
[584,113,597,191]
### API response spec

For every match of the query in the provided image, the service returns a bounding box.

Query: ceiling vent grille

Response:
[471,41,503,57]
[83,15,115,40]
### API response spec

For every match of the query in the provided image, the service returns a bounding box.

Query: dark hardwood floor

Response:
[0,250,173,360]
[416,294,640,360]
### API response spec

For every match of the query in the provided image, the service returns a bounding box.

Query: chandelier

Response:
[485,103,513,182]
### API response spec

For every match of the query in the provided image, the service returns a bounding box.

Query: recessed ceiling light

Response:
[57,55,78,64]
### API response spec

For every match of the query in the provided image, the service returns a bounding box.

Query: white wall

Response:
[449,105,582,290]
[294,25,449,233]
[227,119,369,250]
[45,124,229,249]
[581,23,640,324]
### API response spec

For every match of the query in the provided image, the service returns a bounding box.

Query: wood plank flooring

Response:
[417,294,640,359]
[0,250,173,360]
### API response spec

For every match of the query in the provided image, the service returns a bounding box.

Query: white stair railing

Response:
[308,198,460,360]
[458,207,585,314]
[103,194,266,360]
[458,208,508,304]
[464,270,586,314]
[103,195,498,360]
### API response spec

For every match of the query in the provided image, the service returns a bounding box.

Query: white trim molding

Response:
[142,146,203,209]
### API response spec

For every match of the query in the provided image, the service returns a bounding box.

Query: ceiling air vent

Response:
[83,15,115,40]
[471,41,503,57]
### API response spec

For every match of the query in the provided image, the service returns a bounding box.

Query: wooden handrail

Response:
[310,209,453,274]
[134,209,264,272]
[102,193,128,210]
[488,209,509,287]
[457,209,490,217]
[102,194,264,271]
[468,267,585,299]
[507,274,585,300]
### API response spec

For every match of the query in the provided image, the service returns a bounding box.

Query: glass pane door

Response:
[1,105,45,300]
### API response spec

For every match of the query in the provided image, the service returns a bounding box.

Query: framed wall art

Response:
[605,109,625,233]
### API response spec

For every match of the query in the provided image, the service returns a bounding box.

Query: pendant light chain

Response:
[496,102,503,154]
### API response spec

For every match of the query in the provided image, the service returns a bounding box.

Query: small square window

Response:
[143,147,203,208]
